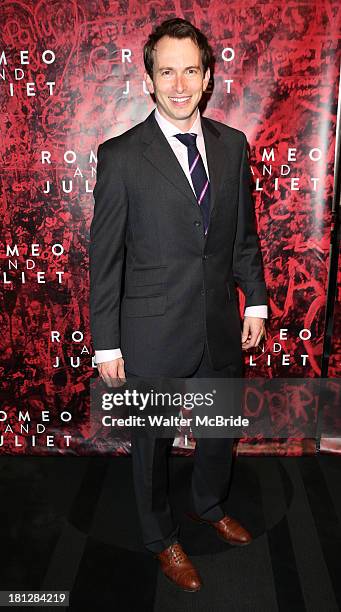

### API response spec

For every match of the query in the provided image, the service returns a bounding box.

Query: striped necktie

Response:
[174,132,210,234]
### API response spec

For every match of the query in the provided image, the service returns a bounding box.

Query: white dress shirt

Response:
[95,107,267,365]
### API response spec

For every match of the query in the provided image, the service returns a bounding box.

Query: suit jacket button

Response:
[203,254,208,260]
[194,220,201,227]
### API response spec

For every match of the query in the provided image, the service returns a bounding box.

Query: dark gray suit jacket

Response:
[89,109,267,376]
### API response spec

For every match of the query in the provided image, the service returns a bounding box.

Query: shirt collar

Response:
[154,106,203,139]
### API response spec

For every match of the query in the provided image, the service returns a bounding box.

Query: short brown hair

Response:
[143,18,213,79]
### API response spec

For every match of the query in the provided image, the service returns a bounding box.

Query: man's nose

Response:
[175,75,185,92]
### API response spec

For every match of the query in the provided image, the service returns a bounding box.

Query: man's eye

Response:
[161,70,171,76]
[188,69,197,74]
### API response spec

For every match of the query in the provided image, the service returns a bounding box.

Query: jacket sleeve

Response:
[89,141,128,350]
[232,134,268,307]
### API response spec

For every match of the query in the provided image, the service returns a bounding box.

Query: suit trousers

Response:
[129,343,243,553]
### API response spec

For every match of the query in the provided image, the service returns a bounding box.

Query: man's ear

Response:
[144,71,155,94]
[202,67,210,91]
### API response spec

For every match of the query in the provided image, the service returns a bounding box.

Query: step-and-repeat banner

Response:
[0,1,340,454]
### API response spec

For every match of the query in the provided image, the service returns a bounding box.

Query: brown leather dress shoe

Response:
[156,542,202,592]
[187,512,252,545]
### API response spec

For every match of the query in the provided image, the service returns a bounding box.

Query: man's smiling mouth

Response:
[169,96,192,104]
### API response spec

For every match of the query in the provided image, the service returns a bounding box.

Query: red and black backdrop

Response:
[0,1,340,455]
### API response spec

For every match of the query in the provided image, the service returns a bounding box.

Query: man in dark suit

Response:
[90,18,267,592]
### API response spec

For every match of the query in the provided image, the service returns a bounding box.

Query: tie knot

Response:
[174,132,197,148]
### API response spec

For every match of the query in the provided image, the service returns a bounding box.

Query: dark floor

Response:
[0,454,340,611]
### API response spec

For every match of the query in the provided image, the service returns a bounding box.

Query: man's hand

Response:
[241,317,266,350]
[97,358,126,387]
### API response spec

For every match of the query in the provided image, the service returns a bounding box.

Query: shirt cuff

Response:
[95,348,122,364]
[244,305,268,319]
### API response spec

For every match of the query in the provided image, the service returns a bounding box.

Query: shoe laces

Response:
[169,543,186,564]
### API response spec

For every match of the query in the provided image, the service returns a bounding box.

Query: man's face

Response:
[144,35,210,129]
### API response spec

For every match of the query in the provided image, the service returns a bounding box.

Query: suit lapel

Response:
[201,116,230,216]
[141,109,230,216]
[142,111,198,207]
